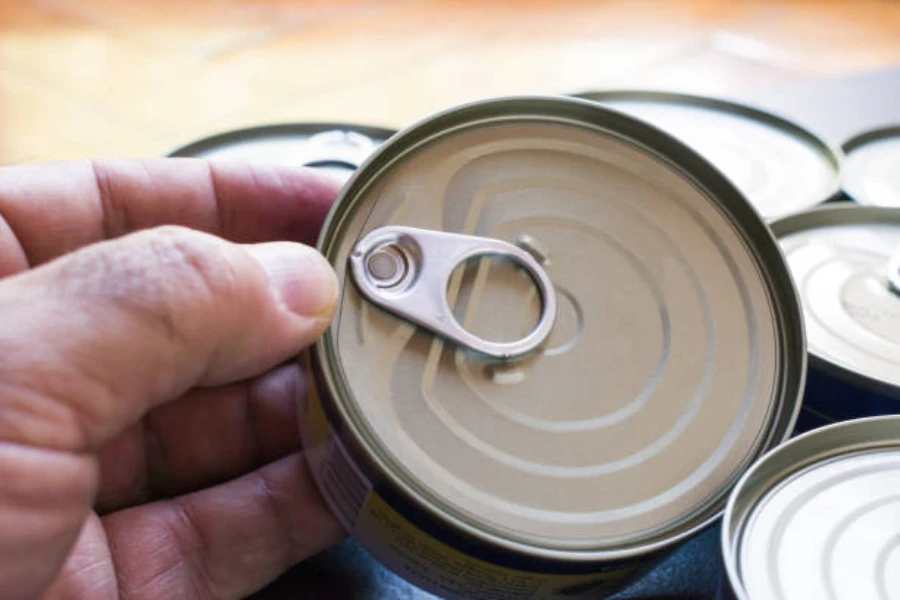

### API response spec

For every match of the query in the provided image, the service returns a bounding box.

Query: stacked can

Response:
[572,90,844,222]
[720,416,900,600]
[843,126,900,208]
[300,95,806,600]
[771,205,900,432]
[167,122,396,182]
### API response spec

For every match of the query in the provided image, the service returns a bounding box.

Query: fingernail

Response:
[249,242,338,319]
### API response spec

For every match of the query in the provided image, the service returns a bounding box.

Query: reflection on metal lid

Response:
[773,205,900,394]
[574,91,842,221]
[723,417,900,600]
[742,449,900,600]
[166,122,396,182]
[843,127,900,208]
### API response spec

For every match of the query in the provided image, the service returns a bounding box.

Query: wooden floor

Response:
[1,0,900,165]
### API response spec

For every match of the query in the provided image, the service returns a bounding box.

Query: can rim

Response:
[841,124,900,154]
[840,125,900,206]
[571,88,846,208]
[720,414,900,600]
[314,94,806,562]
[770,203,900,400]
[164,121,398,159]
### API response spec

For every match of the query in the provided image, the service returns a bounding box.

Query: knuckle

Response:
[49,225,250,368]
[144,225,239,301]
[68,225,242,331]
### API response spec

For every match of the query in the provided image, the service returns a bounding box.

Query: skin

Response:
[0,158,348,599]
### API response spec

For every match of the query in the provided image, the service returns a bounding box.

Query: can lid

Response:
[167,123,396,182]
[319,96,804,556]
[723,416,900,600]
[573,91,842,221]
[772,205,900,396]
[843,126,900,208]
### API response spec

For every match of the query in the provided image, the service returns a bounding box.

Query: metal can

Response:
[167,122,396,182]
[771,204,900,432]
[572,90,843,222]
[302,95,806,599]
[720,415,900,600]
[843,126,900,208]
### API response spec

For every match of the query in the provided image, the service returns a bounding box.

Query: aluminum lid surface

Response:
[574,91,842,221]
[319,97,804,555]
[723,416,900,600]
[844,126,900,208]
[167,123,396,182]
[773,205,900,395]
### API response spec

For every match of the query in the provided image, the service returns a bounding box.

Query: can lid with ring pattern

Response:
[316,96,805,558]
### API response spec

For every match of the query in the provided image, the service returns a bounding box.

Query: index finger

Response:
[0,158,342,275]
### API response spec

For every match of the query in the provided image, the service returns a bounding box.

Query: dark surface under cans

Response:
[247,69,900,600]
[793,367,900,434]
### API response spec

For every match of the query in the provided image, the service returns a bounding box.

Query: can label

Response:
[301,357,650,600]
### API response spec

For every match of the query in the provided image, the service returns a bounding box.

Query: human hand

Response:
[0,159,346,599]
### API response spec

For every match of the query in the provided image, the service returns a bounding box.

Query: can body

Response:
[301,352,663,600]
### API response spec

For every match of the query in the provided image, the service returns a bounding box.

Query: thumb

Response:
[0,224,338,453]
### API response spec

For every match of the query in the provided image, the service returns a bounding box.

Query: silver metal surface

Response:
[772,204,900,397]
[349,226,557,360]
[167,122,396,182]
[722,416,900,600]
[574,90,842,221]
[843,126,900,208]
[316,95,805,557]
[890,246,900,296]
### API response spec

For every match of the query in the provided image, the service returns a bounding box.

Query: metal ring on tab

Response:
[349,226,558,360]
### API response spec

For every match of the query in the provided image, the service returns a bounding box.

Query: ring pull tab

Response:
[889,246,900,297]
[349,226,558,360]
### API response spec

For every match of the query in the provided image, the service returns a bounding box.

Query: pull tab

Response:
[889,246,900,297]
[349,226,557,360]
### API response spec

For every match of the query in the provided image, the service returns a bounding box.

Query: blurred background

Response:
[2,0,900,164]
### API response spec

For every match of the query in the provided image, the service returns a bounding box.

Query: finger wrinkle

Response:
[251,467,294,571]
[89,160,123,241]
[0,211,30,275]
[0,376,90,452]
[169,497,217,600]
[205,162,230,238]
[140,412,172,505]
[108,501,212,600]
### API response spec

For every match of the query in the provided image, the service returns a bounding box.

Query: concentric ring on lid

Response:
[843,126,900,208]
[772,205,900,396]
[722,416,900,600]
[317,96,804,557]
[573,90,842,221]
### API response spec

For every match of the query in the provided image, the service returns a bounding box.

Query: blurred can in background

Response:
[719,416,900,600]
[772,205,900,432]
[573,90,844,222]
[167,122,396,182]
[843,126,900,208]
